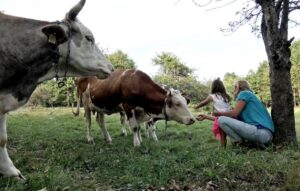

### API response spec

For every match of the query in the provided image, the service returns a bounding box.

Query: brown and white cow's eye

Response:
[175,103,181,107]
[85,35,95,44]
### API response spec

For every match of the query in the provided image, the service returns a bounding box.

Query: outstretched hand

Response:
[196,114,206,121]
[196,114,215,121]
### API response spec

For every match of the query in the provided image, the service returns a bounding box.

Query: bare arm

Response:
[194,95,213,109]
[213,100,246,118]
[196,114,215,121]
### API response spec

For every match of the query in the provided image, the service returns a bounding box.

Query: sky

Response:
[1,0,299,81]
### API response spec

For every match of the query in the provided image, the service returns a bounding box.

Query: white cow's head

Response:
[164,89,195,125]
[41,0,113,79]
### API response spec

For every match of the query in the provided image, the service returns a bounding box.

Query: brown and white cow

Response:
[73,69,195,147]
[0,0,113,178]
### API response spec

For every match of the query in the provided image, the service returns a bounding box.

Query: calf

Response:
[73,69,195,147]
[0,0,113,178]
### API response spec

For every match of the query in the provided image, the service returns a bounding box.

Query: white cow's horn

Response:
[67,0,86,21]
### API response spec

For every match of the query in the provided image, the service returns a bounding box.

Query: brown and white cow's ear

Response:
[42,25,68,45]
[167,90,172,97]
[183,94,191,104]
[165,96,173,107]
[185,96,191,104]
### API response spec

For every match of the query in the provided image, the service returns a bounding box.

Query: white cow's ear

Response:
[42,25,67,45]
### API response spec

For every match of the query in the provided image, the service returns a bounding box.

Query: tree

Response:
[194,0,299,145]
[152,52,193,77]
[256,0,298,145]
[152,52,208,101]
[107,50,136,69]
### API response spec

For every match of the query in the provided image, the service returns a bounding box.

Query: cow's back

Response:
[77,72,123,111]
[118,69,166,114]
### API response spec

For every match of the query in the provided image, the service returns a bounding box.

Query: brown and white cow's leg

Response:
[128,118,141,147]
[96,112,112,144]
[127,110,142,147]
[84,107,94,144]
[137,124,143,144]
[119,111,128,136]
[81,85,94,144]
[134,110,144,144]
[144,122,150,138]
[146,120,158,142]
[123,105,142,146]
[0,114,23,178]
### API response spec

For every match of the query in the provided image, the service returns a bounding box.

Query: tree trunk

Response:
[270,64,296,144]
[293,88,297,107]
[298,88,300,106]
[260,1,296,145]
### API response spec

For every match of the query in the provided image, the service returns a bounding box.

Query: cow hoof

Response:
[17,173,26,180]
[0,166,25,180]
[133,142,141,147]
[120,132,127,137]
[88,139,95,144]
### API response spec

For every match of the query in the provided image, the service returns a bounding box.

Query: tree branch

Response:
[205,0,238,11]
[275,0,284,19]
[220,3,261,35]
[192,0,213,7]
[279,0,289,39]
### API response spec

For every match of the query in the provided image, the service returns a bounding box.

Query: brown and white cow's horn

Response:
[67,0,86,21]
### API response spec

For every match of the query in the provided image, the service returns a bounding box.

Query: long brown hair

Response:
[211,78,231,103]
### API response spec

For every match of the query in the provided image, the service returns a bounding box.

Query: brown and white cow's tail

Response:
[72,87,81,116]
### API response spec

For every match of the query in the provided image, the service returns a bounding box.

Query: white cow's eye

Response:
[85,35,95,44]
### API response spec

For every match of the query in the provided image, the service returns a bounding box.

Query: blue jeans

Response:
[218,116,273,144]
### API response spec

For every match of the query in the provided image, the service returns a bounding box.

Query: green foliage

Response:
[291,40,300,106]
[27,82,57,107]
[28,77,76,107]
[152,52,193,77]
[154,74,209,102]
[1,107,300,190]
[246,61,271,106]
[152,52,208,102]
[108,50,136,69]
[223,72,241,95]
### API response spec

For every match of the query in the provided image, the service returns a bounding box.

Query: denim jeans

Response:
[218,116,273,144]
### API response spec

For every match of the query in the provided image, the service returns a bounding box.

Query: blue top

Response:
[236,90,275,133]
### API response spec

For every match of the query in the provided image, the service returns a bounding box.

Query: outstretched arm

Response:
[194,95,213,109]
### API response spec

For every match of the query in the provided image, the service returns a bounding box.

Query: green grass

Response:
[1,107,300,191]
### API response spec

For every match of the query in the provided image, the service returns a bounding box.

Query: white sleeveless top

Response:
[211,94,231,112]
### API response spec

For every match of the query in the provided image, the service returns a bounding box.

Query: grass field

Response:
[0,107,299,191]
